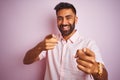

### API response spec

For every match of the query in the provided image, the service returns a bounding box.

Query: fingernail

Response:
[52,34,56,38]
[83,48,86,52]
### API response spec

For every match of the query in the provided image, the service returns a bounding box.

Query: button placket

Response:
[60,40,67,79]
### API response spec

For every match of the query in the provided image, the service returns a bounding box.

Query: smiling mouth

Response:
[61,26,70,31]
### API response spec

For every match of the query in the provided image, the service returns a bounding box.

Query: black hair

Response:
[54,2,76,15]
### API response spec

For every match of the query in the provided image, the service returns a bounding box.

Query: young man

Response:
[23,2,108,80]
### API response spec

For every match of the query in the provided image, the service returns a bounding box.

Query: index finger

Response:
[82,48,95,57]
[46,34,57,39]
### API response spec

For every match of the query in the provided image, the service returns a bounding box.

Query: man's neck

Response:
[63,30,76,41]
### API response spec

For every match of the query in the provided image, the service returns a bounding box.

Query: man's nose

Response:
[62,18,68,25]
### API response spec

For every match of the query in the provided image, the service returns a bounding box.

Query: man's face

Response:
[56,9,78,36]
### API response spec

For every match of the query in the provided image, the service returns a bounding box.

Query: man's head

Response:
[54,2,78,36]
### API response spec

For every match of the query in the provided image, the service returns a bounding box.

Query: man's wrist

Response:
[92,62,103,79]
[97,62,103,76]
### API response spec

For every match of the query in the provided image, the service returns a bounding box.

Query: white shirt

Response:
[39,30,104,80]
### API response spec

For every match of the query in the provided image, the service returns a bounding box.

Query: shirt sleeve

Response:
[87,40,104,64]
[39,51,46,60]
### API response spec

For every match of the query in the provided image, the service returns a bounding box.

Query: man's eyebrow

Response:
[65,15,73,18]
[57,15,73,19]
[66,15,72,17]
[57,16,62,18]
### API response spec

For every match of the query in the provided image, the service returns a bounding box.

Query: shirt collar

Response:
[60,30,80,43]
[69,30,79,43]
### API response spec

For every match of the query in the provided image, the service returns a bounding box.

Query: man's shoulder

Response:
[77,35,97,46]
[78,35,94,42]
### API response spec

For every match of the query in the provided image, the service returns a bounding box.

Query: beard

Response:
[58,22,75,36]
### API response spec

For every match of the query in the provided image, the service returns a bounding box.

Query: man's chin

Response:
[61,32,70,36]
[60,29,72,36]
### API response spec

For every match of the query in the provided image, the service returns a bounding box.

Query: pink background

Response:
[0,0,120,80]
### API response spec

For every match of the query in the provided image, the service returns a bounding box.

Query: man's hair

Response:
[54,2,76,15]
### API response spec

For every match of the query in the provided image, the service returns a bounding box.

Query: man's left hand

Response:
[75,48,98,75]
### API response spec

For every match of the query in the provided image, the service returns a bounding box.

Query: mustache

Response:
[60,24,70,27]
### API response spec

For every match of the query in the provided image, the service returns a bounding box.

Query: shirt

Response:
[39,30,104,80]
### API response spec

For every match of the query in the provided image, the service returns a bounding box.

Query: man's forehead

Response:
[57,9,75,16]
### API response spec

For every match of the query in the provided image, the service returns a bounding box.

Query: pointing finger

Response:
[82,48,95,57]
[46,34,57,39]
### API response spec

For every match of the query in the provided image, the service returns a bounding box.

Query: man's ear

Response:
[75,16,78,24]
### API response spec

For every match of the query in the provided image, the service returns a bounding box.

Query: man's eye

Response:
[57,17,62,21]
[66,17,72,20]
[67,17,71,19]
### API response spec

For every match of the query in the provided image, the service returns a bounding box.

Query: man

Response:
[23,2,108,80]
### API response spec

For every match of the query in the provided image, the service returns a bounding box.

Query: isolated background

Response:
[0,0,120,80]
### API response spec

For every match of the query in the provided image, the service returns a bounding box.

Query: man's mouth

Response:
[61,26,70,31]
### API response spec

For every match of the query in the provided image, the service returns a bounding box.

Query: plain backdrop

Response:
[0,0,120,80]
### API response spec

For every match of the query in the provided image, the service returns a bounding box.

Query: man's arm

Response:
[23,34,58,64]
[23,42,43,64]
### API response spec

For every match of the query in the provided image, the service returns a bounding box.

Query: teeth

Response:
[62,26,69,30]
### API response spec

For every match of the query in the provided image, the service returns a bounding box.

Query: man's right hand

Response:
[40,34,58,50]
[23,34,58,64]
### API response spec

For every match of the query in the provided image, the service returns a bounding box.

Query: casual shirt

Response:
[39,30,104,80]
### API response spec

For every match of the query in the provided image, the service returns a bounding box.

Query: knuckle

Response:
[45,43,47,47]
[88,64,92,68]
[86,69,91,74]
[44,39,47,43]
[91,59,95,63]
[76,59,79,63]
